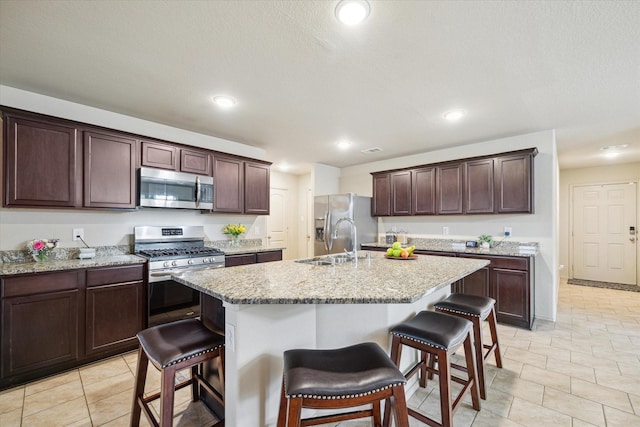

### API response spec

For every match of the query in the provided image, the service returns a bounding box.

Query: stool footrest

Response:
[300,409,374,426]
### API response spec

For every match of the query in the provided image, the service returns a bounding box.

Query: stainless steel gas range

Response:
[134,225,224,327]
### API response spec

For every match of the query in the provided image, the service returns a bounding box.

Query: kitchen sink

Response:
[295,254,354,266]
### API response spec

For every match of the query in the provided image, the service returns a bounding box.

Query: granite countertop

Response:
[0,255,146,276]
[361,239,538,257]
[172,251,488,305]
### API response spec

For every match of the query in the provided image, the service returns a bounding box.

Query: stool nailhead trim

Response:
[434,306,487,318]
[159,343,224,368]
[286,381,406,399]
[391,332,467,351]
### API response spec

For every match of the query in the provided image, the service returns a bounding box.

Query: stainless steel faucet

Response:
[334,217,357,261]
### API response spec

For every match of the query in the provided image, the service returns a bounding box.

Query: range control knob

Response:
[163,261,170,268]
[203,258,209,263]
[171,261,178,267]
[188,259,194,265]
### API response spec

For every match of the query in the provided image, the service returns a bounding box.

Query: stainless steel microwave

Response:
[138,167,213,210]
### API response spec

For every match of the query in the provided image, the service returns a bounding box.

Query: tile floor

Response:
[1,279,639,426]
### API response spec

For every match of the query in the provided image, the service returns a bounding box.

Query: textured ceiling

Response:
[1,0,639,173]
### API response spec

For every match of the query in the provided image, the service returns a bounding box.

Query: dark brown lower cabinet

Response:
[361,245,535,329]
[85,265,145,357]
[0,264,146,389]
[225,250,283,267]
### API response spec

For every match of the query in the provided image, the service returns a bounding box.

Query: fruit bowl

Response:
[384,254,418,260]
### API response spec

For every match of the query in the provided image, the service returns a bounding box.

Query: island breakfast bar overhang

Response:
[172,252,490,426]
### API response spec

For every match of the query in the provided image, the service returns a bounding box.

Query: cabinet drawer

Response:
[491,256,529,271]
[256,251,282,263]
[2,271,79,298]
[414,250,454,257]
[86,265,144,287]
[225,254,256,267]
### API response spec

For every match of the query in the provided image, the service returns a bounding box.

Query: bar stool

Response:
[131,319,225,427]
[383,311,480,427]
[277,342,410,427]
[434,294,502,399]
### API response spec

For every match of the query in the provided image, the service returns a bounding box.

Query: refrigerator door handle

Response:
[324,210,332,251]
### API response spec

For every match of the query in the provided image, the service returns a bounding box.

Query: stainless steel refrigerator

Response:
[314,193,377,256]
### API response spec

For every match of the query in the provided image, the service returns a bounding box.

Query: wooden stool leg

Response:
[372,401,382,425]
[488,307,503,368]
[131,345,148,427]
[159,365,177,427]
[383,335,403,427]
[463,332,481,411]
[277,377,288,427]
[287,396,303,427]
[420,350,428,386]
[471,316,487,400]
[392,385,410,427]
[191,365,199,402]
[437,349,453,427]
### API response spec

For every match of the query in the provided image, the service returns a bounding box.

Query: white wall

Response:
[0,86,268,250]
[339,130,560,322]
[559,162,640,282]
[312,163,340,196]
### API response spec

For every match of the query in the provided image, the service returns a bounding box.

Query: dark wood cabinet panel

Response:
[413,167,436,215]
[465,158,494,214]
[492,268,530,328]
[213,155,244,213]
[84,131,137,208]
[372,173,391,216]
[437,163,464,214]
[2,289,79,378]
[495,152,534,213]
[244,161,270,214]
[4,115,81,207]
[256,250,283,263]
[180,148,211,175]
[85,280,144,357]
[141,140,178,170]
[391,171,412,216]
[225,253,256,267]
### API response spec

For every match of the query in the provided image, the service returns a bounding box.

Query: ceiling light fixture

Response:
[443,109,466,122]
[212,95,237,109]
[335,0,370,25]
[337,140,352,150]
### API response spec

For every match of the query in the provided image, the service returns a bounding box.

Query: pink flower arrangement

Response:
[27,238,59,261]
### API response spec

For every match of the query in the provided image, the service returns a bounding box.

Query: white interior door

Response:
[267,188,288,256]
[572,183,637,284]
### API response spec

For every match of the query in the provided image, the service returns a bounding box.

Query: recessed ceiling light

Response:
[277,163,291,172]
[337,140,352,150]
[212,95,237,108]
[335,0,370,25]
[443,109,466,122]
[604,152,620,159]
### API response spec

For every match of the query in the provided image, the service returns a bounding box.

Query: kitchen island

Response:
[173,251,489,426]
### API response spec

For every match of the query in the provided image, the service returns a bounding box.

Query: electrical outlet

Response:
[443,226,449,235]
[504,227,512,237]
[72,228,84,241]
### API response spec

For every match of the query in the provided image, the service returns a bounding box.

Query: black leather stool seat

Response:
[284,342,406,398]
[137,318,225,369]
[434,294,496,318]
[390,310,473,351]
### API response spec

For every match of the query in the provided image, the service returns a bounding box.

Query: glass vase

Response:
[32,253,48,262]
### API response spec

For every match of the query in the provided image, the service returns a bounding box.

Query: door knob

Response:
[631,237,636,242]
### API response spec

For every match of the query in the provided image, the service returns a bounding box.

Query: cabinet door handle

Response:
[195,176,201,205]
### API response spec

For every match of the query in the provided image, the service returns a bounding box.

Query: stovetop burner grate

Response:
[137,247,224,260]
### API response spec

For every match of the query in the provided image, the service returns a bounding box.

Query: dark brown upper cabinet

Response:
[412,167,436,215]
[391,170,412,216]
[436,163,464,215]
[141,141,211,176]
[371,148,536,217]
[3,113,81,208]
[141,140,178,170]
[372,173,391,216]
[244,161,270,215]
[180,148,211,175]
[464,158,495,214]
[212,155,244,213]
[495,151,534,213]
[83,130,138,209]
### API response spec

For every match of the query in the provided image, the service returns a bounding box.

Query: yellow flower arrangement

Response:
[223,224,246,238]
